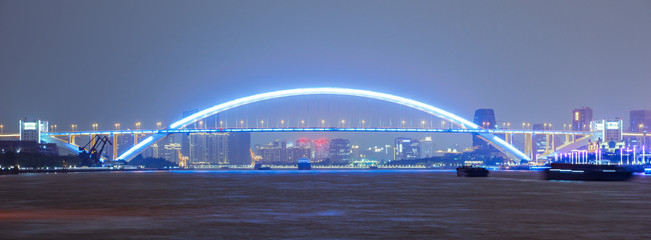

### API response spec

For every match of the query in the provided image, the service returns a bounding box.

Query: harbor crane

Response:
[79,135,112,166]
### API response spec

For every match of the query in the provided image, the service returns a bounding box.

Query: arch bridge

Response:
[40,88,599,162]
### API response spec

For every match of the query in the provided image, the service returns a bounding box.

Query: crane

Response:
[250,148,262,166]
[79,135,112,166]
[177,149,188,168]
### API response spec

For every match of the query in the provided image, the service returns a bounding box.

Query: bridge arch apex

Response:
[117,87,530,162]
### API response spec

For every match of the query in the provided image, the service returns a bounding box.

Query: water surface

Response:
[1,170,650,239]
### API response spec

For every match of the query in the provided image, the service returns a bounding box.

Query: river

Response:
[1,170,650,239]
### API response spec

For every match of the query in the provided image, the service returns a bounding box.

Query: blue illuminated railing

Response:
[43,128,596,136]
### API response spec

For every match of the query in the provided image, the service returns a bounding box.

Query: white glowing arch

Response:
[117,88,530,161]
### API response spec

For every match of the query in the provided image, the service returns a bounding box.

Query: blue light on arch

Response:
[117,88,530,161]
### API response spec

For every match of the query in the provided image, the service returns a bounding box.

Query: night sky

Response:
[1,1,650,146]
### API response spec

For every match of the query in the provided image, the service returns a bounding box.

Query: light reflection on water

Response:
[1,170,650,239]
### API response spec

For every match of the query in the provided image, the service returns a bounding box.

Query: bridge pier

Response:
[112,133,117,160]
[90,134,95,150]
[545,134,550,152]
[524,133,533,160]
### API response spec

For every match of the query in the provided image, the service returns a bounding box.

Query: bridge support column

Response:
[133,134,138,146]
[565,134,570,144]
[112,134,118,160]
[525,133,533,160]
[552,133,556,151]
[545,134,550,152]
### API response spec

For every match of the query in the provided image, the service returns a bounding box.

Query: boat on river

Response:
[456,166,489,177]
[253,162,271,170]
[297,158,311,170]
[543,163,633,181]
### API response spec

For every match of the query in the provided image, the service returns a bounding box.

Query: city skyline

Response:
[2,2,651,239]
[5,85,649,165]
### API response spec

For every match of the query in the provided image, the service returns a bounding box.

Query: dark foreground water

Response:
[1,170,650,239]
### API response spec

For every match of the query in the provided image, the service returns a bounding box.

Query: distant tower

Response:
[572,107,593,131]
[472,109,496,149]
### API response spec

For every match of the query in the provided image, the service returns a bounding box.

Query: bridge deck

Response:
[42,128,595,136]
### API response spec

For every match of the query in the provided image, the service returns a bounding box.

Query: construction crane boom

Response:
[177,149,188,168]
[250,148,262,166]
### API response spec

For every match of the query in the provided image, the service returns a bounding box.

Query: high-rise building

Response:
[189,132,209,163]
[288,146,311,162]
[314,139,330,161]
[258,139,310,164]
[472,109,496,150]
[178,109,239,165]
[360,145,393,162]
[591,119,625,151]
[628,110,651,152]
[295,138,315,159]
[186,131,248,165]
[295,138,312,148]
[630,110,651,133]
[420,137,434,158]
[116,134,134,157]
[394,137,420,160]
[181,109,199,157]
[188,132,228,164]
[572,107,593,131]
[159,134,182,163]
[208,133,229,164]
[19,118,48,143]
[227,132,250,165]
[329,138,351,163]
[351,145,360,161]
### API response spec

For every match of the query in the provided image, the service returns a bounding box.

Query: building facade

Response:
[572,107,593,131]
[0,141,58,155]
[628,110,651,152]
[329,138,351,163]
[394,137,420,160]
[591,119,625,151]
[19,118,48,143]
[420,137,434,158]
[258,140,311,164]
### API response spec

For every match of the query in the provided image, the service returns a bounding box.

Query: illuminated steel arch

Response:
[117,88,531,161]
